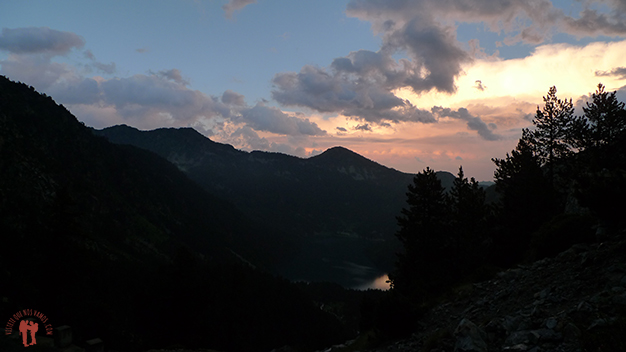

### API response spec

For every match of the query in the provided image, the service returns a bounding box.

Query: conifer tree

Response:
[448,166,487,275]
[389,167,450,298]
[491,137,556,265]
[527,86,574,180]
[583,83,626,148]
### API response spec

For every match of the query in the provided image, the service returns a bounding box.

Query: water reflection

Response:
[353,273,390,291]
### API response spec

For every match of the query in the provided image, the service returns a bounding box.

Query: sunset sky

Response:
[2,0,626,181]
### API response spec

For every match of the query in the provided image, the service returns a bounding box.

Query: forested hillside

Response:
[0,75,350,352]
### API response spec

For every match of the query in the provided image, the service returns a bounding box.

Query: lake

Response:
[277,235,391,290]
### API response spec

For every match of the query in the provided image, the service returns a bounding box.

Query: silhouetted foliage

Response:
[491,137,558,265]
[448,166,489,275]
[389,167,451,299]
[583,83,626,148]
[529,214,596,259]
[490,83,626,267]
[390,166,490,302]
[527,86,575,165]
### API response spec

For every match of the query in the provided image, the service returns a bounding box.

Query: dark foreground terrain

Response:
[325,234,626,352]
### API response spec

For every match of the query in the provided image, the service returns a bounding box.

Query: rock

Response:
[54,325,73,348]
[607,263,626,273]
[612,293,626,305]
[363,238,626,352]
[590,291,611,305]
[587,318,607,330]
[505,330,539,347]
[534,328,562,342]
[544,317,558,330]
[85,338,104,352]
[561,323,582,342]
[576,301,594,312]
[534,288,551,300]
[454,318,488,352]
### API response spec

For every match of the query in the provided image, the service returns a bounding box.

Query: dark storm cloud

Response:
[0,27,84,55]
[595,67,626,80]
[237,103,326,136]
[223,0,257,19]
[432,106,502,141]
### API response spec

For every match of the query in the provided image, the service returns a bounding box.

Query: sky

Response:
[2,0,626,181]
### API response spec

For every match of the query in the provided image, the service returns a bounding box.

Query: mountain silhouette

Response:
[0,75,349,351]
[95,124,457,282]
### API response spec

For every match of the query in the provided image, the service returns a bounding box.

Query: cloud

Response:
[230,125,270,150]
[336,126,347,132]
[227,126,307,157]
[346,0,626,43]
[0,27,84,55]
[0,54,74,90]
[154,68,189,85]
[136,47,149,53]
[269,0,625,131]
[473,80,486,91]
[354,123,372,132]
[98,74,232,122]
[431,106,501,141]
[271,0,626,128]
[84,50,116,74]
[223,0,257,19]
[562,6,626,38]
[0,54,234,126]
[92,62,116,74]
[0,29,326,138]
[222,89,246,106]
[595,67,626,80]
[236,103,326,136]
[271,65,437,124]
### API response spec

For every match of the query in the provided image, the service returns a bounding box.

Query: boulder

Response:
[454,318,488,352]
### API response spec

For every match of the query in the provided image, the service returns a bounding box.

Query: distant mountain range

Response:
[95,125,457,240]
[93,125,468,285]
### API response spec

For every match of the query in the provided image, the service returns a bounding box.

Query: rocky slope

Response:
[147,234,626,352]
[362,234,626,352]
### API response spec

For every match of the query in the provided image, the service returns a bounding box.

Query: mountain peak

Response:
[315,146,363,160]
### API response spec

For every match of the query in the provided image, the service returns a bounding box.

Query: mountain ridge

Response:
[95,124,460,286]
[0,75,349,351]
